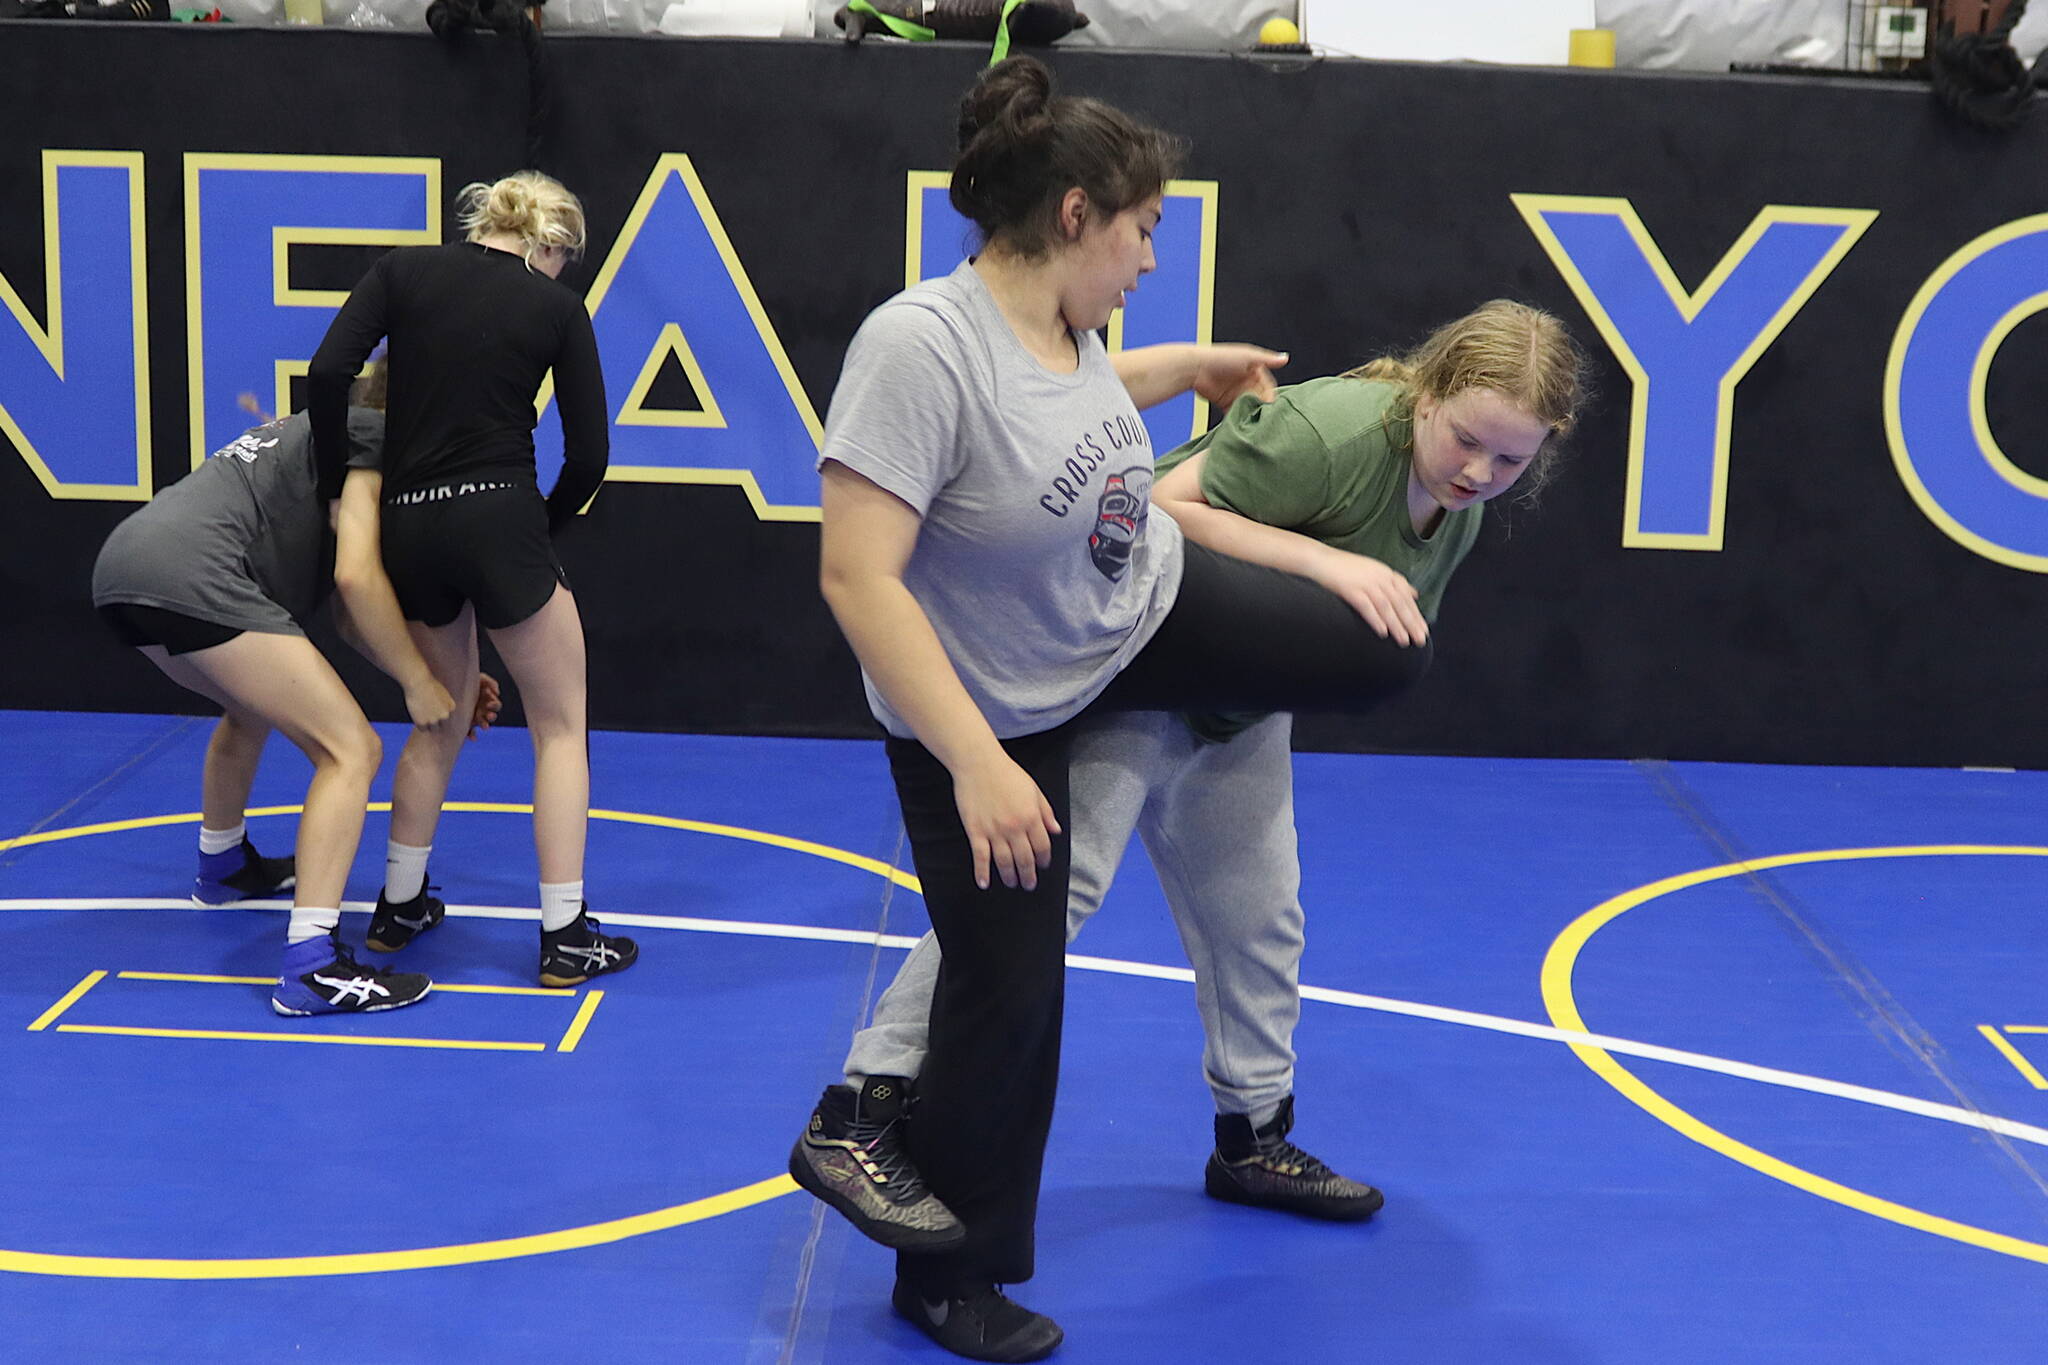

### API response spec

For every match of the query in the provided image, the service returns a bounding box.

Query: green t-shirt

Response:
[1162,375,1481,740]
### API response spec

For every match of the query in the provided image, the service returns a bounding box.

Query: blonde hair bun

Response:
[457,170,587,269]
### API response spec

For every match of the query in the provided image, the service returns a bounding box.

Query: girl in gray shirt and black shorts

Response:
[93,366,464,1017]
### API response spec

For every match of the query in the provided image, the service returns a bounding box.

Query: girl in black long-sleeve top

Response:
[308,170,637,987]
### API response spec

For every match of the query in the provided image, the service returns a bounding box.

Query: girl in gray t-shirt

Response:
[794,57,1436,1363]
[91,377,476,1018]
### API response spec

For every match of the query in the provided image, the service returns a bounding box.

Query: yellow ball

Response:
[1258,16,1300,46]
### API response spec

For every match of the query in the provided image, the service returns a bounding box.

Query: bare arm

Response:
[1112,343,1287,411]
[819,460,1060,890]
[1155,451,1429,646]
[330,467,458,729]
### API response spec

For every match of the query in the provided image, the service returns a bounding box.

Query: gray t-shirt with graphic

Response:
[819,260,1183,739]
[93,409,384,635]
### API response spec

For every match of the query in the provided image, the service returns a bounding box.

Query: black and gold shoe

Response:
[789,1076,964,1251]
[1204,1096,1384,1221]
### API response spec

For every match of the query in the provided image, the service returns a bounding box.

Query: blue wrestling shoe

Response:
[193,836,295,906]
[271,932,432,1017]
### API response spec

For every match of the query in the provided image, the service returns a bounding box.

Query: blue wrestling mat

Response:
[2,711,2044,1362]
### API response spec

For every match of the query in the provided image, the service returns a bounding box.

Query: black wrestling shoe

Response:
[365,883,445,953]
[789,1076,964,1251]
[1204,1095,1384,1221]
[891,1280,1063,1362]
[192,836,295,906]
[537,906,638,987]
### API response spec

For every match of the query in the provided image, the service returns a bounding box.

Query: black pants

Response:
[892,543,1432,1295]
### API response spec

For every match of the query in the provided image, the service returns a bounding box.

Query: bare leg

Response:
[387,604,482,850]
[199,714,270,832]
[484,584,588,885]
[143,636,380,910]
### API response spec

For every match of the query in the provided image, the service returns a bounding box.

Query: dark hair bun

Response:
[948,52,1182,254]
[957,55,1053,152]
[953,57,1057,230]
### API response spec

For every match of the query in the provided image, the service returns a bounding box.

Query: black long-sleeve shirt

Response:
[308,242,608,531]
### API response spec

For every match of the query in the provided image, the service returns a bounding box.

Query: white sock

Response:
[199,822,246,856]
[385,840,432,903]
[286,907,339,945]
[539,880,584,932]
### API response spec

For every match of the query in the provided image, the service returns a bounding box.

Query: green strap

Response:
[988,0,1027,64]
[847,0,934,41]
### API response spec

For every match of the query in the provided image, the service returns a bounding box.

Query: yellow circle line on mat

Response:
[1540,843,2048,1266]
[2,1176,799,1280]
[0,800,919,1279]
[0,802,923,893]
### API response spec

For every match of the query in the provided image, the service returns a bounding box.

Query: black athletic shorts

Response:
[380,481,568,630]
[98,603,243,655]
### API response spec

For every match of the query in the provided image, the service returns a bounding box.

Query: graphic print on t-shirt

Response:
[1029,409,1156,583]
[1089,465,1152,582]
[212,423,286,464]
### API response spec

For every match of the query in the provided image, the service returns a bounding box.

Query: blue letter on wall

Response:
[0,151,150,500]
[185,154,439,466]
[545,154,824,521]
[1888,215,2048,572]
[1515,195,1874,550]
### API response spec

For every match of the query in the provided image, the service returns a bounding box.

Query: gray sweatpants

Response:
[843,710,1303,1123]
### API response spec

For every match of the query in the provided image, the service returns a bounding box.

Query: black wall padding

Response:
[4,28,2046,767]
